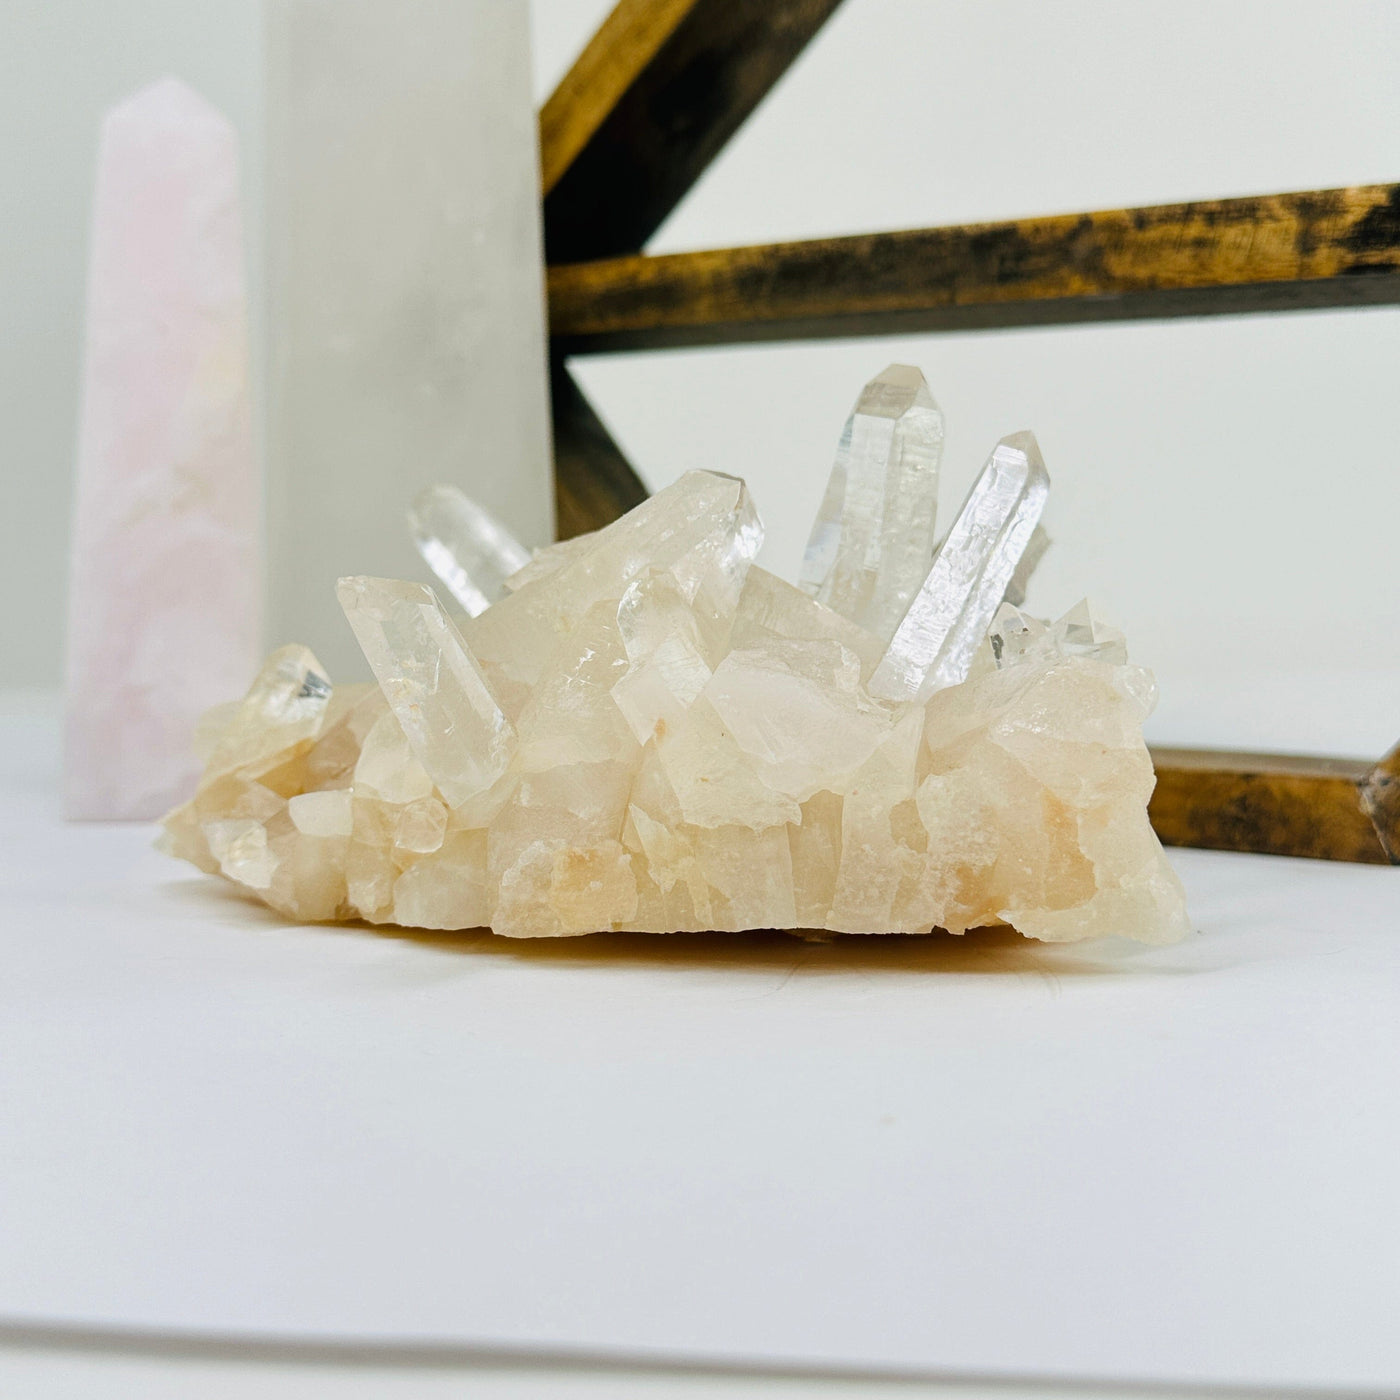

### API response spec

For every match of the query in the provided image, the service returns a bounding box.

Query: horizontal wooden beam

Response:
[548,184,1400,352]
[1148,743,1400,865]
[542,0,845,264]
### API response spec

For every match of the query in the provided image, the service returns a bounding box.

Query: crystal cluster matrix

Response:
[162,367,1190,944]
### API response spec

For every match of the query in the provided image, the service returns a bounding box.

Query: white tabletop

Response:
[2,691,1398,1396]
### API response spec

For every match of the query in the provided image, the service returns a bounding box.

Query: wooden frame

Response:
[536,0,1400,866]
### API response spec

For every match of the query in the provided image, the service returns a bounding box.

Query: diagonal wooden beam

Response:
[548,184,1400,353]
[541,0,846,265]
[550,358,649,539]
[1148,743,1400,864]
[539,0,698,198]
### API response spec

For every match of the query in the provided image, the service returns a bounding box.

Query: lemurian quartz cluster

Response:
[162,366,1190,944]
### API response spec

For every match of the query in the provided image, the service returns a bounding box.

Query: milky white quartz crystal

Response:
[161,370,1189,945]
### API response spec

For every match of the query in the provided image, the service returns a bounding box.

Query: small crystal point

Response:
[1053,599,1129,665]
[337,575,514,807]
[989,603,1047,668]
[869,430,1050,703]
[408,484,532,617]
[468,470,763,687]
[799,364,944,642]
[203,643,331,781]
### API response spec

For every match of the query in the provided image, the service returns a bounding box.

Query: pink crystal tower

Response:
[64,78,260,820]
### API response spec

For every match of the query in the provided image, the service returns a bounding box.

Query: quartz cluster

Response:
[162,366,1190,944]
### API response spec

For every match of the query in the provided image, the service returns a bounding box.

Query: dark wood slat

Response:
[548,184,1400,352]
[543,0,846,265]
[550,359,649,539]
[538,0,697,197]
[1149,743,1400,864]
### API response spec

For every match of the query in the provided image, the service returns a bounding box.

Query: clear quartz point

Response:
[408,484,532,617]
[203,643,331,781]
[799,364,944,642]
[1052,599,1128,664]
[337,575,515,807]
[870,430,1050,702]
[989,603,1047,668]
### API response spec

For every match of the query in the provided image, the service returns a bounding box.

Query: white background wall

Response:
[4,0,1399,754]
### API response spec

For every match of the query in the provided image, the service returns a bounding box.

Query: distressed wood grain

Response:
[1149,743,1400,864]
[539,0,697,197]
[549,184,1400,352]
[551,359,649,539]
[542,0,846,264]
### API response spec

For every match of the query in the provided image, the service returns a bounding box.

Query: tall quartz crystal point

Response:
[337,576,514,807]
[870,431,1050,703]
[799,364,944,642]
[408,484,532,617]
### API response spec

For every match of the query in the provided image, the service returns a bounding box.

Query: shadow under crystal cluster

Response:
[162,366,1190,944]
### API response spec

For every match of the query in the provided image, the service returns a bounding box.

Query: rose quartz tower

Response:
[64,77,260,820]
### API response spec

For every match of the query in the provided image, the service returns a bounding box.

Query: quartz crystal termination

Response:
[337,576,514,807]
[162,377,1189,947]
[870,431,1049,703]
[798,364,944,642]
[409,484,532,617]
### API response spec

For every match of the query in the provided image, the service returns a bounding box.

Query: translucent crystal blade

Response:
[468,470,763,686]
[869,431,1049,702]
[566,470,763,634]
[798,364,944,642]
[408,484,532,617]
[611,571,713,745]
[337,576,514,807]
[204,643,332,782]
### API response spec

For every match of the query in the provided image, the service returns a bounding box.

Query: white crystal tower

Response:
[799,364,944,641]
[266,0,553,677]
[64,78,259,820]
